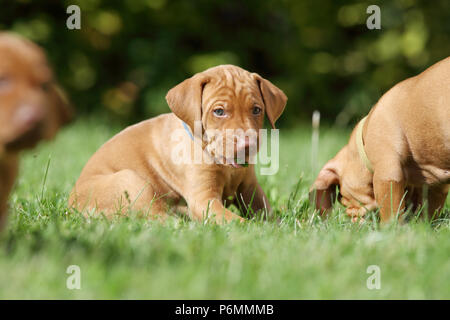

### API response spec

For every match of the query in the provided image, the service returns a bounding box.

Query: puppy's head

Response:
[0,33,72,155]
[309,130,376,218]
[166,65,287,167]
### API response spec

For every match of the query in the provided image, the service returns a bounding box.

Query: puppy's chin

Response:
[4,123,43,152]
[211,153,252,169]
[227,160,249,169]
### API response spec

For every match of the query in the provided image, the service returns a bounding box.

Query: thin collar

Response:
[182,121,194,141]
[356,116,374,173]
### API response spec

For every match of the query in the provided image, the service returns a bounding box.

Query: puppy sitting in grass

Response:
[310,57,449,223]
[70,65,287,223]
[0,33,72,228]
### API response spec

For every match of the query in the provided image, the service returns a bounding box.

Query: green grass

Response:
[0,117,448,299]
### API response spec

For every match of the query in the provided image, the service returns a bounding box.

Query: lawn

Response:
[0,117,448,299]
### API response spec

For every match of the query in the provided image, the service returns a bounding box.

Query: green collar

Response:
[356,116,374,173]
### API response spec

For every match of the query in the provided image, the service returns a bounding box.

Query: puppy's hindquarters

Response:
[69,169,171,218]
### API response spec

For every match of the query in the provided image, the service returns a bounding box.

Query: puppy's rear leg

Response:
[427,184,449,220]
[69,169,168,219]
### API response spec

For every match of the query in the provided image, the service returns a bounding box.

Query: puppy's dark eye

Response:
[252,106,262,115]
[213,108,225,117]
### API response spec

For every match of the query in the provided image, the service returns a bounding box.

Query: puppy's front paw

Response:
[214,212,245,224]
[346,207,366,224]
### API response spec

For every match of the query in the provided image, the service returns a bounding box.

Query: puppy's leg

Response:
[0,191,8,229]
[405,185,448,220]
[69,169,168,219]
[373,160,406,223]
[0,155,19,229]
[0,177,8,229]
[236,183,271,219]
[186,191,245,224]
[427,184,449,220]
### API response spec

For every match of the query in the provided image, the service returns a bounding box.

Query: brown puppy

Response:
[311,57,450,223]
[69,65,287,223]
[0,33,72,228]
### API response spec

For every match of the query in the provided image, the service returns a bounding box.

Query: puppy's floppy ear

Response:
[166,73,210,133]
[43,83,74,140]
[309,159,340,214]
[253,73,287,129]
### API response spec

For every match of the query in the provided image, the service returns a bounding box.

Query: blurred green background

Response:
[1,0,449,127]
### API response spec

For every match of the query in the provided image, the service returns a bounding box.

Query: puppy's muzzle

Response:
[5,103,45,150]
[227,134,258,168]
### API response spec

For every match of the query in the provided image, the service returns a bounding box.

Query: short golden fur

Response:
[311,57,450,223]
[69,65,287,223]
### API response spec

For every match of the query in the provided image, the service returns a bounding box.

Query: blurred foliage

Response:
[1,0,449,127]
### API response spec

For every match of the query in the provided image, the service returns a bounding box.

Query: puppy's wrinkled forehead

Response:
[201,65,261,109]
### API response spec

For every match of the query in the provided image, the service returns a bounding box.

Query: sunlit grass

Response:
[0,117,448,299]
